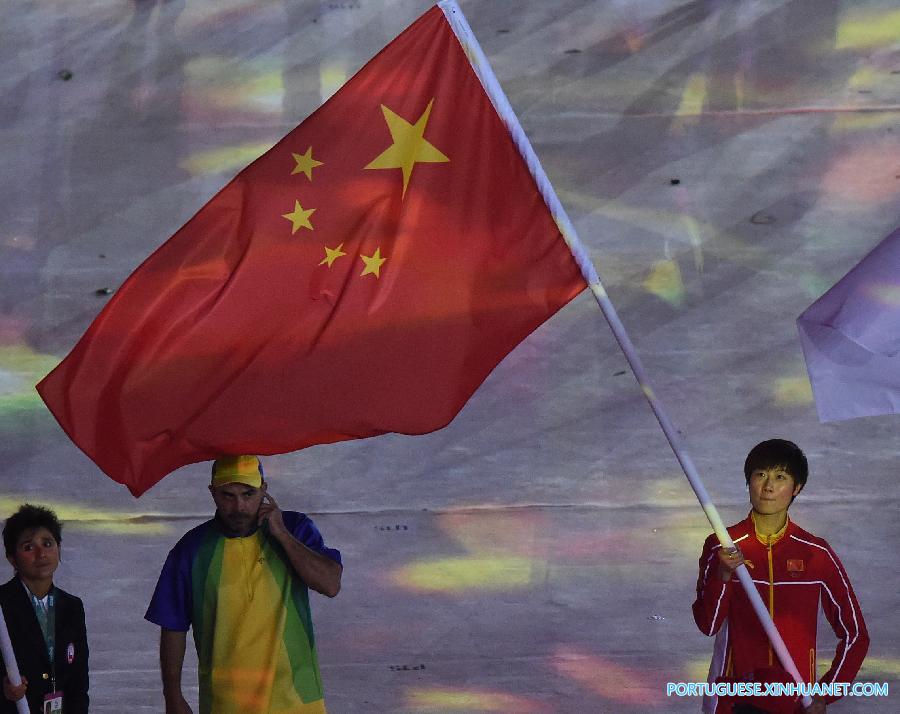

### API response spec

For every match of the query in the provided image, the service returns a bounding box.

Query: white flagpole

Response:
[437,1,813,708]
[0,605,30,714]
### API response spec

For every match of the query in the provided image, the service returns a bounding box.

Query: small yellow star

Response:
[291,147,323,180]
[282,200,315,234]
[360,247,386,278]
[319,243,347,267]
[364,99,449,198]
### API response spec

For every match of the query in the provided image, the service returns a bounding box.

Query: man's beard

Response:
[220,512,256,535]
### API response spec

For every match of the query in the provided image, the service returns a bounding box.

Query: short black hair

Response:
[744,439,808,492]
[3,504,62,556]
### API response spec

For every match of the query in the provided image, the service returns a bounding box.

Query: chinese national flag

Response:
[36,6,586,496]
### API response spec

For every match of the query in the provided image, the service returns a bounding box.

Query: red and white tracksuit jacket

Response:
[693,513,869,713]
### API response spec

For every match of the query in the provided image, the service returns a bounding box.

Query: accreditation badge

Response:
[43,691,63,713]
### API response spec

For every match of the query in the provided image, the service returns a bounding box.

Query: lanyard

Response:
[28,589,56,688]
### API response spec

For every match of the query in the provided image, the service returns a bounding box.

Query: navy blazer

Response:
[0,577,89,714]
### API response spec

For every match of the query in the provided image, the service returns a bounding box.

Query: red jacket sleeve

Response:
[693,533,732,636]
[817,542,869,703]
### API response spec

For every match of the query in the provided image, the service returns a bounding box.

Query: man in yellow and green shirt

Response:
[146,456,342,714]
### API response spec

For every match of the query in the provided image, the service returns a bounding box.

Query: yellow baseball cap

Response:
[211,455,263,488]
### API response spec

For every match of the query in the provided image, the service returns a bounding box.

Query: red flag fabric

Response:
[36,6,586,496]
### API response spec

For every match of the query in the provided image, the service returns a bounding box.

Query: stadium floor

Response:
[1,0,897,711]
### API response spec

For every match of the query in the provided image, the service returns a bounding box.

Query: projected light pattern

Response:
[0,345,60,431]
[388,510,546,593]
[835,8,900,50]
[772,375,814,407]
[551,645,663,707]
[389,506,714,595]
[673,73,707,126]
[831,111,899,133]
[0,497,170,535]
[859,657,900,678]
[685,656,714,682]
[798,273,837,301]
[821,140,900,204]
[319,64,349,103]
[867,283,900,307]
[643,259,685,307]
[179,142,274,177]
[392,554,535,593]
[403,686,549,712]
[184,56,284,117]
[177,0,284,41]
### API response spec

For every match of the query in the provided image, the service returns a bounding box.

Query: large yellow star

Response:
[319,243,347,267]
[360,247,386,278]
[282,200,315,234]
[291,147,323,180]
[364,99,449,197]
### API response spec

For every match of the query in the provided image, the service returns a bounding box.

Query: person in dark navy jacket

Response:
[0,504,88,714]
